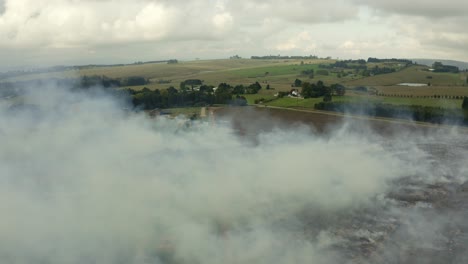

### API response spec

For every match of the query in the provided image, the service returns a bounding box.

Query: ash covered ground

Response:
[1,87,467,264]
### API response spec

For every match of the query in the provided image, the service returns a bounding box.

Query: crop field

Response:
[229,64,319,78]
[343,65,465,86]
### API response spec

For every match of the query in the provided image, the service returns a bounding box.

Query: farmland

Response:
[2,58,468,116]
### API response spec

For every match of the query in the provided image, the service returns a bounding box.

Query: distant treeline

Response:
[314,101,468,125]
[251,55,319,60]
[367,58,413,64]
[432,62,459,73]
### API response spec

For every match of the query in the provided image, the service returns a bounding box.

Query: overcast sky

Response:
[1,0,467,71]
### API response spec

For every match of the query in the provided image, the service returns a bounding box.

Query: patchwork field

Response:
[2,58,468,111]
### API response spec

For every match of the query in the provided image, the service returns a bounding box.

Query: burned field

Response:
[214,107,468,263]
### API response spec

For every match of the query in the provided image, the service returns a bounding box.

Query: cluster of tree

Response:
[183,79,203,86]
[314,101,468,125]
[293,79,302,87]
[128,85,241,110]
[126,81,265,109]
[167,59,178,64]
[432,62,459,73]
[129,87,214,109]
[227,82,263,95]
[251,55,318,60]
[80,75,121,88]
[463,97,468,110]
[367,58,413,64]
[180,79,204,90]
[316,69,329,76]
[123,76,149,86]
[320,62,398,77]
[300,69,315,78]
[301,81,345,99]
[368,66,396,75]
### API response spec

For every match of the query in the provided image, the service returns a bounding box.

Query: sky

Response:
[0,0,467,71]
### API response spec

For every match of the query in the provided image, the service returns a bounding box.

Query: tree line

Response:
[126,81,267,109]
[251,55,318,60]
[300,81,345,99]
[432,62,459,73]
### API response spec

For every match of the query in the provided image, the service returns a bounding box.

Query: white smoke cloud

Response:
[0,84,467,263]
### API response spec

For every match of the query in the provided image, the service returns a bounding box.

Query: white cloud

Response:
[274,31,317,52]
[212,12,233,30]
[355,0,468,18]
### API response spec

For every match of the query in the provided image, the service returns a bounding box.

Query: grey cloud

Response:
[387,14,468,59]
[0,0,5,15]
[226,0,358,24]
[356,0,468,18]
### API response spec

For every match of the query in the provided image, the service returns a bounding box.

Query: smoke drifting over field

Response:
[1,85,467,263]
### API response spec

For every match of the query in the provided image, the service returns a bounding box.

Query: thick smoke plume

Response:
[0,85,467,263]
